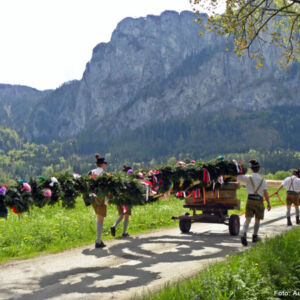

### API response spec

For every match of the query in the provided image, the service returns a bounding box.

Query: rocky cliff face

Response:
[22,10,300,142]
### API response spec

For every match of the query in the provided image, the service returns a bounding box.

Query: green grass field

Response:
[141,227,300,300]
[0,187,286,264]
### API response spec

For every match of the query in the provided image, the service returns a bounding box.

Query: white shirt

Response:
[90,167,104,176]
[282,175,300,192]
[90,167,107,202]
[237,173,267,197]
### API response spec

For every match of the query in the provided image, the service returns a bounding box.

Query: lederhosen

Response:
[117,205,132,216]
[90,169,107,217]
[92,198,107,217]
[286,177,299,206]
[245,177,265,220]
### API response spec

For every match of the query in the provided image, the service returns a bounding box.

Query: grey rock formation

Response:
[16,11,300,142]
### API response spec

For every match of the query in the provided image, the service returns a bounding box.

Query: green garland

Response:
[29,179,49,208]
[4,181,33,214]
[41,177,61,206]
[0,158,247,216]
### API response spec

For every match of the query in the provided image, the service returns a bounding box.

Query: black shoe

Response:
[110,226,116,237]
[95,241,106,248]
[296,216,300,225]
[287,217,292,226]
[241,235,248,246]
[122,233,130,237]
[252,235,261,243]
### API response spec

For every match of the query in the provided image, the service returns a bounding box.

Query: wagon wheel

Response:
[179,213,191,233]
[229,214,240,236]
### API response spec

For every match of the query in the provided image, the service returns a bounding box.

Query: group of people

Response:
[89,154,132,248]
[237,159,300,246]
[90,154,300,249]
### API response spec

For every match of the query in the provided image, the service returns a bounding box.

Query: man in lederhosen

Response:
[275,169,300,226]
[89,153,108,248]
[237,159,271,246]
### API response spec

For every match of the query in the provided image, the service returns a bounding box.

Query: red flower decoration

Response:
[10,207,20,215]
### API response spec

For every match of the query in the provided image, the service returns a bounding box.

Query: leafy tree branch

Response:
[190,0,300,66]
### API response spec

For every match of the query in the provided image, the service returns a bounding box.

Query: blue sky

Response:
[0,0,193,90]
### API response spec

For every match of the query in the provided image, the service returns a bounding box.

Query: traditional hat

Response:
[123,165,132,172]
[95,153,107,165]
[249,159,260,170]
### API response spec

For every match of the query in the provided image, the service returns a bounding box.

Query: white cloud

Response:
[0,0,192,90]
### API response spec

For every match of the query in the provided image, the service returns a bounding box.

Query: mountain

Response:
[0,84,50,129]
[25,10,299,145]
[0,10,299,172]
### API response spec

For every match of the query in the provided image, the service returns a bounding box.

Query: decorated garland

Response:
[0,158,247,217]
[4,180,33,214]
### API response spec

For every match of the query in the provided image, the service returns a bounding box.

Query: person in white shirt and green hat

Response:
[275,169,300,226]
[237,159,271,246]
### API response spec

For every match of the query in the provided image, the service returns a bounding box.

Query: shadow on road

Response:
[7,214,286,300]
[16,229,242,300]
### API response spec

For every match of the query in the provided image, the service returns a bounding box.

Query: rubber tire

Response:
[229,214,240,236]
[179,213,191,233]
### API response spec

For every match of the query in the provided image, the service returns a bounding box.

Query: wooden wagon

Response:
[172,182,241,236]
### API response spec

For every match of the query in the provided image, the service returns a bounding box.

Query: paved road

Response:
[0,206,294,300]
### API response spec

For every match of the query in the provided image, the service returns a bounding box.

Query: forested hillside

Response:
[101,106,300,161]
[1,105,300,184]
[0,128,81,183]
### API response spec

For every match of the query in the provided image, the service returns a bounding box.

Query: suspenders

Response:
[287,177,298,195]
[248,176,264,201]
[288,177,294,192]
[249,177,264,195]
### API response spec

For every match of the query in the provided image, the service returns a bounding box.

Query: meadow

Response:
[0,187,286,264]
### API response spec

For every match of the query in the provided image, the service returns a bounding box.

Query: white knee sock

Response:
[123,218,129,234]
[295,205,299,217]
[242,221,250,236]
[287,206,291,217]
[113,216,123,228]
[253,223,260,235]
[96,222,103,243]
